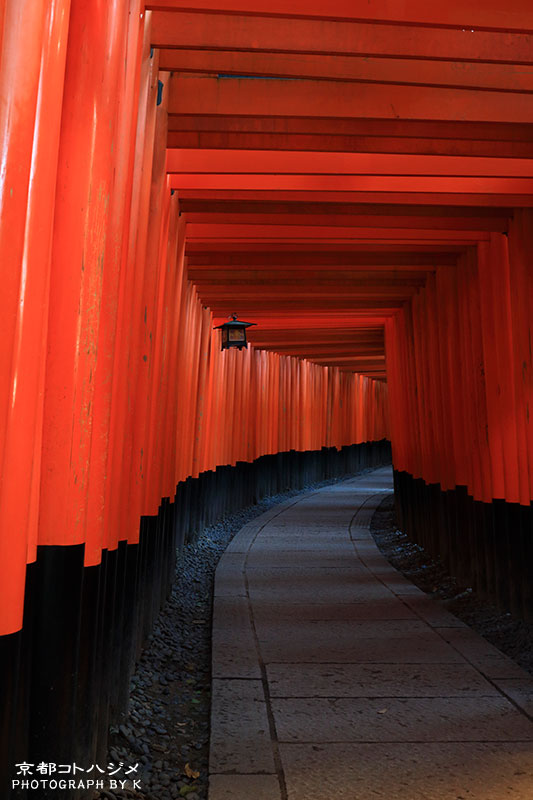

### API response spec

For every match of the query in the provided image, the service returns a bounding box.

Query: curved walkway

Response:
[209,467,533,799]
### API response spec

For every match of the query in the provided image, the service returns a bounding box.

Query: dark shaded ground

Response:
[93,473,361,800]
[370,493,533,677]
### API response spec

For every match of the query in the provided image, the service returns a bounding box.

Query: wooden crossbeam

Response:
[221,314,389,328]
[160,50,533,93]
[170,174,533,194]
[152,12,533,64]
[185,238,465,250]
[167,149,533,178]
[167,116,533,141]
[186,250,457,266]
[183,213,508,231]
[145,1,533,33]
[179,201,511,216]
[148,4,533,381]
[185,224,489,240]
[167,75,533,125]
[167,131,533,158]
[176,189,533,207]
[189,274,428,285]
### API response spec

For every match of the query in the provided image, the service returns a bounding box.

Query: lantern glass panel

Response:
[228,328,246,343]
[214,315,256,350]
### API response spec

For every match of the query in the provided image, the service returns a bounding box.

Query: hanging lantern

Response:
[214,314,256,351]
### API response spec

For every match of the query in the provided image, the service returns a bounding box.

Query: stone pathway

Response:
[209,467,533,799]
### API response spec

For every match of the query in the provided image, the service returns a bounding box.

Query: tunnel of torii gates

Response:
[2,0,533,791]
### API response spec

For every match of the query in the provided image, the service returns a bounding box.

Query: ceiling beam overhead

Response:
[167,131,533,159]
[176,190,533,208]
[185,250,458,266]
[145,1,533,33]
[167,149,533,177]
[170,173,533,195]
[182,213,510,231]
[159,49,533,93]
[148,3,533,373]
[152,12,533,64]
[167,75,533,125]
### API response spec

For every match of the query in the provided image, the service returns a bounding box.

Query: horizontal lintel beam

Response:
[167,148,533,178]
[145,1,533,33]
[153,12,533,64]
[167,75,533,124]
[168,116,533,142]
[183,212,508,231]
[170,173,533,194]
[159,49,533,92]
[176,189,533,207]
[189,274,427,285]
[185,223,489,240]
[187,251,456,266]
[167,131,533,159]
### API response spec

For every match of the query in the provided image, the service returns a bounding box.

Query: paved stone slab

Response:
[273,696,533,742]
[493,677,533,716]
[252,530,352,541]
[213,569,247,598]
[256,517,337,525]
[436,627,530,679]
[258,629,464,664]
[350,526,375,541]
[248,572,395,604]
[246,553,358,569]
[352,552,399,571]
[246,565,367,579]
[399,594,469,628]
[209,775,281,800]
[224,525,262,554]
[256,618,429,641]
[379,579,426,596]
[252,599,416,623]
[356,559,429,594]
[248,542,355,556]
[280,742,533,799]
[266,662,498,698]
[209,467,533,799]
[353,538,389,552]
[212,596,260,679]
[216,552,248,570]
[209,680,274,774]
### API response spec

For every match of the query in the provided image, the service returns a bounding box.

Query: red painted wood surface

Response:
[387,228,533,506]
[0,0,65,636]
[167,75,533,125]
[144,1,533,32]
[2,1,533,637]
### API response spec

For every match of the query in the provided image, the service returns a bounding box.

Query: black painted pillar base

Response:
[1,441,391,798]
[394,469,533,621]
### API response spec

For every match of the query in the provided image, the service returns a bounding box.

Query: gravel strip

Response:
[370,493,533,677]
[93,471,369,800]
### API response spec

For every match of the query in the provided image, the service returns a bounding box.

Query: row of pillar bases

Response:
[394,470,533,622]
[0,442,391,799]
